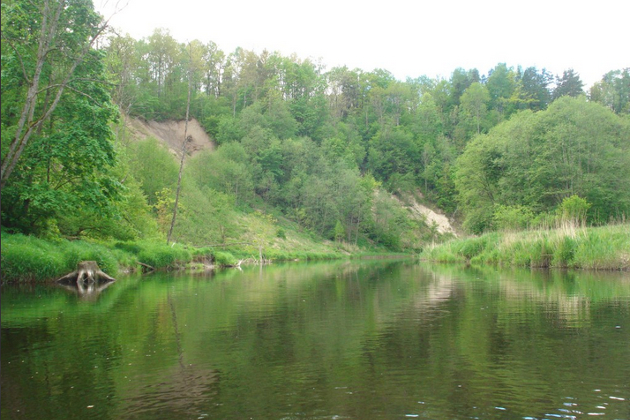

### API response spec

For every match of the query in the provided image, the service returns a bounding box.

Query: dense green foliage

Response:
[2,0,629,265]
[1,0,121,236]
[98,29,629,242]
[1,232,123,281]
[456,98,630,232]
[0,230,216,281]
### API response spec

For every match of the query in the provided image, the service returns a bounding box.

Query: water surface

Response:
[2,261,629,419]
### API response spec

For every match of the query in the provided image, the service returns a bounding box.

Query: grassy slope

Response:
[0,185,417,283]
[421,223,630,270]
[0,211,356,283]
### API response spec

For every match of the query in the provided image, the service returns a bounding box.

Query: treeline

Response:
[103,29,630,216]
[108,30,630,236]
[2,1,629,251]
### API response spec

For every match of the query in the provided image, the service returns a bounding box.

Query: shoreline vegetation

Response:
[0,231,414,284]
[3,222,628,284]
[421,222,630,271]
[0,232,349,283]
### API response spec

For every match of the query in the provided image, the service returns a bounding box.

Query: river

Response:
[2,261,629,419]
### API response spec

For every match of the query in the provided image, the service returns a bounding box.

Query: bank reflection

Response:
[57,277,116,301]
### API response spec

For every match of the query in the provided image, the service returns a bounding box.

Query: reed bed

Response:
[422,223,630,270]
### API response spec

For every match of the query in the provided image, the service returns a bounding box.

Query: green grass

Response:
[215,247,343,263]
[1,233,123,282]
[1,212,411,283]
[422,223,630,270]
[0,233,209,283]
[0,232,350,283]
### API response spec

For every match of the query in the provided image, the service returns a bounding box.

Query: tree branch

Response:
[1,2,112,187]
[3,42,33,85]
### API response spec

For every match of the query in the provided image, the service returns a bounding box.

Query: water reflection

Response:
[1,262,629,420]
[57,277,116,301]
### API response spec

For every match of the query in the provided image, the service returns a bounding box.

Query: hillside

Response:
[3,3,627,254]
[121,114,459,250]
[126,117,215,157]
[127,115,459,238]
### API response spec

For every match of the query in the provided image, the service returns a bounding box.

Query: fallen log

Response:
[138,262,156,273]
[223,259,244,269]
[57,261,116,285]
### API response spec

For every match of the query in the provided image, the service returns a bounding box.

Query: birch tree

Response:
[1,0,112,187]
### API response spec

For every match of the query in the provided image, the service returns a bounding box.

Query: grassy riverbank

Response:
[421,223,630,270]
[0,232,344,283]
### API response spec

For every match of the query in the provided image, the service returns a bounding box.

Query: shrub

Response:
[136,242,192,269]
[213,251,238,266]
[493,204,534,231]
[559,195,591,225]
[114,241,143,255]
[0,234,120,281]
[422,224,630,270]
[530,238,553,267]
[62,241,119,276]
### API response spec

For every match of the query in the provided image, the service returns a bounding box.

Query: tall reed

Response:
[422,223,629,270]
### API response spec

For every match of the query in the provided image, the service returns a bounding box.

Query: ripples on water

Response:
[1,262,629,419]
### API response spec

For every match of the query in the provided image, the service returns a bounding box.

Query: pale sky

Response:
[96,0,629,88]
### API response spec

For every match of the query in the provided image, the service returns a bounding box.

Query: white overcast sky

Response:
[95,0,629,88]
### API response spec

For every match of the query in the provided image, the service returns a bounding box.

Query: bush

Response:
[453,233,498,260]
[530,238,552,268]
[114,241,143,255]
[136,243,191,269]
[0,234,120,282]
[422,224,630,270]
[213,251,238,266]
[559,195,591,225]
[61,241,119,276]
[493,205,534,231]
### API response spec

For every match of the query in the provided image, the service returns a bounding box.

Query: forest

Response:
[1,0,629,258]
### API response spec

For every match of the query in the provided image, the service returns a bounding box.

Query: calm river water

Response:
[2,261,629,420]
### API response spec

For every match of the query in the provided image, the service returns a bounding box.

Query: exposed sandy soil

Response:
[409,202,457,237]
[126,117,215,156]
[394,194,458,237]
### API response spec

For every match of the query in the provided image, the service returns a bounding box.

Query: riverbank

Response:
[0,232,345,283]
[420,223,630,270]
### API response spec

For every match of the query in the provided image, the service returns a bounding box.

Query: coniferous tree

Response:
[553,69,584,99]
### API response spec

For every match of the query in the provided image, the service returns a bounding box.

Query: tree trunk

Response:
[167,44,193,244]
[1,0,111,188]
[57,261,116,284]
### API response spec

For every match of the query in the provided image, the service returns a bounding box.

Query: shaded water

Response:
[2,261,629,419]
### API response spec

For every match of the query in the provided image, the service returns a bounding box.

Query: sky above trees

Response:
[95,0,628,87]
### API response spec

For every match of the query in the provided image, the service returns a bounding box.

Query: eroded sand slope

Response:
[125,117,215,156]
